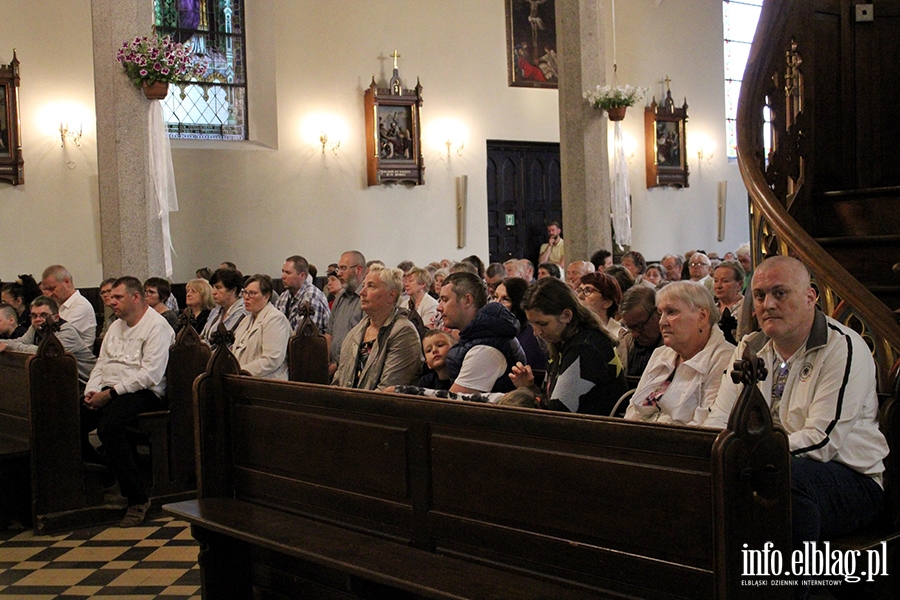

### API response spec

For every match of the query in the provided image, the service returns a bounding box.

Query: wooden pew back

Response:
[287,301,328,384]
[193,347,792,599]
[137,324,210,500]
[0,335,91,529]
[0,351,30,448]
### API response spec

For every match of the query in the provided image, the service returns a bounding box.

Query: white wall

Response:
[0,0,102,285]
[167,0,562,281]
[604,0,749,260]
[0,0,749,284]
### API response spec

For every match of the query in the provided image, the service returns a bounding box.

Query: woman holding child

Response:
[624,281,734,425]
[333,265,422,390]
[509,277,627,415]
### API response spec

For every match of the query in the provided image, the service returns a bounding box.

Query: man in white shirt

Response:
[41,264,97,348]
[705,256,887,556]
[82,276,175,527]
[438,272,525,394]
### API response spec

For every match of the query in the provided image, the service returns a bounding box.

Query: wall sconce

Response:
[319,132,341,155]
[427,118,468,163]
[690,134,715,166]
[696,146,714,164]
[59,122,82,147]
[445,138,464,158]
[301,113,346,161]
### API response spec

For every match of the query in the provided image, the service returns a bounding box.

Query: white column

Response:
[91,0,166,280]
[556,0,613,261]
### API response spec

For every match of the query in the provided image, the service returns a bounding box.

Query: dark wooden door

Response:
[486,140,562,265]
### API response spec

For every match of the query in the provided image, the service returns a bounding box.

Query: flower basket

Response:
[606,106,627,121]
[117,34,206,97]
[142,80,169,100]
[583,84,648,119]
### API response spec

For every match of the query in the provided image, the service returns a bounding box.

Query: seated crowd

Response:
[0,238,888,595]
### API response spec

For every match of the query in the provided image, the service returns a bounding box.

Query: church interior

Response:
[0,0,750,285]
[2,0,900,598]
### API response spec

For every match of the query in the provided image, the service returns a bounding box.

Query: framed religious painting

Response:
[645,85,689,188]
[0,51,23,186]
[364,64,424,186]
[505,0,558,88]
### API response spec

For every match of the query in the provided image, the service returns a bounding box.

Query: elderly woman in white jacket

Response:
[624,281,734,426]
[232,274,291,380]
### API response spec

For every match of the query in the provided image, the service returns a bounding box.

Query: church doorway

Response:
[486,140,562,266]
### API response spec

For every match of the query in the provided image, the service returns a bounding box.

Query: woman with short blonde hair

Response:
[625,281,733,426]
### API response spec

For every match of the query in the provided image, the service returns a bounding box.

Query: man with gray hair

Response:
[565,260,594,291]
[40,264,97,347]
[275,255,330,332]
[660,253,685,282]
[615,285,663,378]
[326,250,367,375]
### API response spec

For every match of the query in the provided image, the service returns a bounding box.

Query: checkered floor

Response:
[0,514,199,599]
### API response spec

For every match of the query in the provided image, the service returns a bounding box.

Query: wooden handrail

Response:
[736,0,900,390]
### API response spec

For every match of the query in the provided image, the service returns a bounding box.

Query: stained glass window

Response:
[154,0,247,140]
[723,0,763,158]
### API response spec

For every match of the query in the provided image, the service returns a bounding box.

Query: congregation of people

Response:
[0,221,888,598]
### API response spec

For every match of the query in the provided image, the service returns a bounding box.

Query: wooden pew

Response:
[287,301,328,384]
[166,345,794,599]
[0,334,104,532]
[136,324,210,503]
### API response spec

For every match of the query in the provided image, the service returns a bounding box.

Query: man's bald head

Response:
[752,256,817,355]
[754,255,811,288]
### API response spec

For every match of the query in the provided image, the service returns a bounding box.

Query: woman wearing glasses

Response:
[624,281,734,426]
[232,274,291,380]
[509,277,627,416]
[575,272,622,340]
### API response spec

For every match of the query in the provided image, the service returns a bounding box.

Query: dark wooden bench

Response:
[166,345,794,599]
[135,324,210,503]
[287,301,329,384]
[0,334,104,532]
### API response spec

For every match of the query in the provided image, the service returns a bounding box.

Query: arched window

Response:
[154,0,247,140]
[723,0,763,159]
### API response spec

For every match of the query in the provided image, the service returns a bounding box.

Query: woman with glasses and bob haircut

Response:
[575,272,622,340]
[509,277,627,416]
[624,281,734,426]
[231,274,291,380]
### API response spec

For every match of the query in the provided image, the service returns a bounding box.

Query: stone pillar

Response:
[91,0,166,280]
[556,0,612,262]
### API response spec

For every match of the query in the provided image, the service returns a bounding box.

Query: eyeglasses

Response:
[623,310,658,334]
[689,262,710,268]
[243,290,261,298]
[30,312,52,321]
[337,264,360,272]
[575,286,598,298]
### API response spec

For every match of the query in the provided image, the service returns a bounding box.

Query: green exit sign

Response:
[505,214,515,226]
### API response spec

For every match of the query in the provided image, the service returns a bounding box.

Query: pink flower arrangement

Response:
[116,35,206,87]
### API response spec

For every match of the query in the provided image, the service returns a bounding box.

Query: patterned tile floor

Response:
[0,514,199,599]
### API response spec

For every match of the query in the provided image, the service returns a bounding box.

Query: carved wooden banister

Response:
[736,0,900,390]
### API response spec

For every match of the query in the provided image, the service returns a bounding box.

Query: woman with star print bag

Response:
[509,277,627,415]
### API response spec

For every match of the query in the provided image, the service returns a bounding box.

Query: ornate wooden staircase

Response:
[737,0,900,391]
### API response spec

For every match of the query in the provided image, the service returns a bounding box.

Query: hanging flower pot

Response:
[142,80,169,100]
[583,84,648,120]
[117,34,206,100]
[606,106,627,121]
